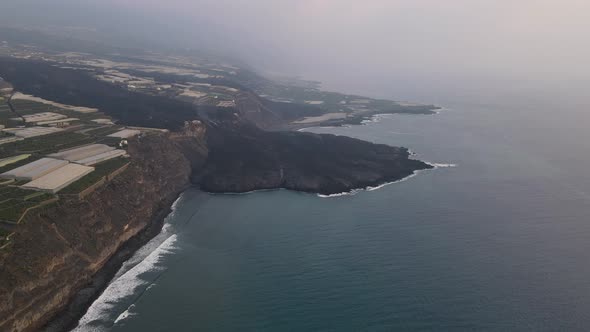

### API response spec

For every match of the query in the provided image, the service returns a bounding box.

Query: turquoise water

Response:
[74,93,590,331]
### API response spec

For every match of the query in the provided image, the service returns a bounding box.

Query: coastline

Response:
[295,108,444,133]
[41,185,190,332]
[47,110,444,331]
[300,109,455,198]
[317,162,456,198]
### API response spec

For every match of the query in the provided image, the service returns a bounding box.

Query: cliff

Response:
[0,131,207,332]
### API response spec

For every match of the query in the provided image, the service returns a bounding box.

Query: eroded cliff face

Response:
[0,130,207,332]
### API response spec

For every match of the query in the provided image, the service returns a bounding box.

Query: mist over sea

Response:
[74,80,590,331]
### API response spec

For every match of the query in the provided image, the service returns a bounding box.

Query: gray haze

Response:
[2,0,589,102]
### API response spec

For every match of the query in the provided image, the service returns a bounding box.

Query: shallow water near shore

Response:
[74,91,590,331]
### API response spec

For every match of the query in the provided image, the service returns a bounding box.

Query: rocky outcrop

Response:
[0,131,207,332]
[199,121,432,195]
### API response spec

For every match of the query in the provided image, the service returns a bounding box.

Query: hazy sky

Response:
[2,0,589,99]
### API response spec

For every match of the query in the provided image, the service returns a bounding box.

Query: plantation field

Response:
[11,100,108,124]
[60,157,129,195]
[0,131,94,158]
[0,185,55,222]
[85,125,124,137]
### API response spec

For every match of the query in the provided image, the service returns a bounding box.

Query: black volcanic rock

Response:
[0,58,198,130]
[199,121,432,195]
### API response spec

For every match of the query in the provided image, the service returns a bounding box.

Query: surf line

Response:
[318,162,457,198]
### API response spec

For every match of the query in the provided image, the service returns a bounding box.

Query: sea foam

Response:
[72,234,178,331]
[318,161,456,198]
[317,171,421,198]
[427,162,458,168]
[113,304,136,325]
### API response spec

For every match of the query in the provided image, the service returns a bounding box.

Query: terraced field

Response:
[84,125,124,137]
[0,131,94,158]
[10,99,60,115]
[10,99,106,123]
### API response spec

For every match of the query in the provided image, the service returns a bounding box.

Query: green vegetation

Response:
[0,155,41,174]
[10,100,57,115]
[95,136,123,147]
[10,100,110,125]
[0,132,94,158]
[0,179,14,186]
[0,100,22,127]
[0,59,197,130]
[0,185,56,222]
[0,186,34,201]
[85,125,123,137]
[0,228,10,249]
[0,227,9,238]
[0,154,31,167]
[60,157,130,195]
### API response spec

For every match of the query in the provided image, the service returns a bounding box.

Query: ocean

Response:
[72,83,590,331]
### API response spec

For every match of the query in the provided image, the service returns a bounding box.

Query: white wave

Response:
[428,162,457,168]
[433,107,451,114]
[318,170,423,198]
[216,188,283,196]
[110,193,184,280]
[388,130,417,135]
[72,234,178,331]
[297,125,350,132]
[169,194,183,212]
[361,113,393,124]
[366,172,420,191]
[317,159,456,198]
[113,304,136,325]
[317,190,360,198]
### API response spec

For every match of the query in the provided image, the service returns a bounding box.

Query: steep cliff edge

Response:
[0,131,207,332]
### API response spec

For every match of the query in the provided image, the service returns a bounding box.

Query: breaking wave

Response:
[317,171,422,198]
[318,161,457,198]
[72,234,178,331]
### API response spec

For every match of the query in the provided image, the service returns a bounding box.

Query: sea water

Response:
[74,86,590,331]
